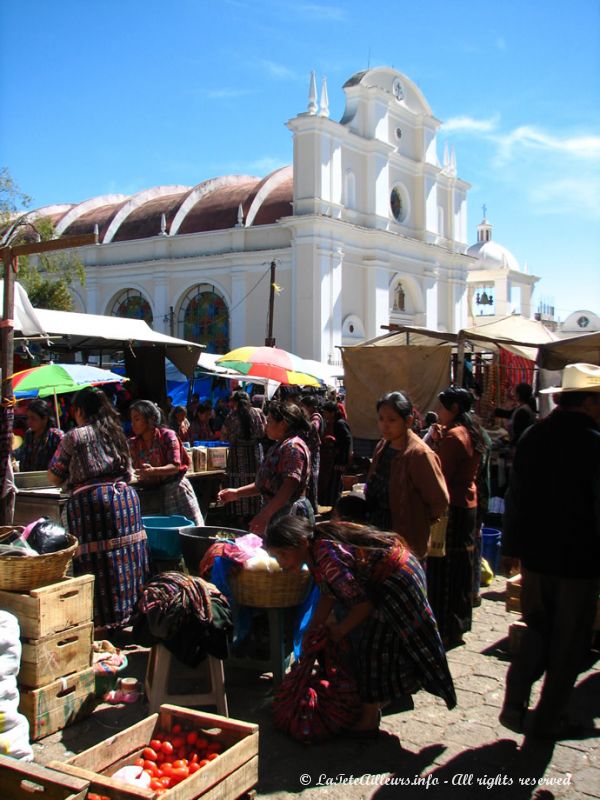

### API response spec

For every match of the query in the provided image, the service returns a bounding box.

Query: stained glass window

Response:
[110,289,153,324]
[179,284,229,354]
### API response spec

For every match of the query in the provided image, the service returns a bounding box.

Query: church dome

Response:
[466,217,520,272]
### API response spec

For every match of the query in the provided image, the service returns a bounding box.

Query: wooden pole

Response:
[264,260,276,347]
[456,336,466,386]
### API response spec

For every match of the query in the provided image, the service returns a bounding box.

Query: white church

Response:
[25,66,543,361]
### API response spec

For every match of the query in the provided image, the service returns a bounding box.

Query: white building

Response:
[28,67,479,361]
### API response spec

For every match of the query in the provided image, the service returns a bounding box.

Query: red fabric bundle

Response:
[272,626,361,744]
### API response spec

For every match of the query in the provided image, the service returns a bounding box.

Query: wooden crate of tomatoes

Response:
[50,704,259,800]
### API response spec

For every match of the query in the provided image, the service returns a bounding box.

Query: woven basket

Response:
[0,530,78,591]
[229,568,311,608]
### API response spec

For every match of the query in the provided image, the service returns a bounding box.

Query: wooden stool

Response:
[145,644,228,716]
[227,607,290,685]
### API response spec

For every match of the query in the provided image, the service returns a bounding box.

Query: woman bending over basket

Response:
[218,401,312,536]
[266,517,456,736]
[47,387,149,633]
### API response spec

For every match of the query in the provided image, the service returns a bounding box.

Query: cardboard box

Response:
[207,447,228,471]
[505,574,522,615]
[52,704,259,800]
[0,753,89,800]
[19,666,96,741]
[0,575,94,639]
[19,621,93,688]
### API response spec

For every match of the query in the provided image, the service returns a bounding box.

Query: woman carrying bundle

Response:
[266,516,456,736]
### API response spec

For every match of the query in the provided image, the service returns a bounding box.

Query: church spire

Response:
[307,70,318,115]
[319,76,330,118]
[477,208,492,243]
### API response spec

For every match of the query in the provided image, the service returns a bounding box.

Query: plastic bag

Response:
[23,517,69,554]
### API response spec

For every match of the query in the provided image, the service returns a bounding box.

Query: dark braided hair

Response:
[72,387,130,473]
[438,386,486,455]
[231,390,252,439]
[266,515,404,554]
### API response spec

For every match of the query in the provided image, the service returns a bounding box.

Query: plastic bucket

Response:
[481,527,502,574]
[142,515,194,559]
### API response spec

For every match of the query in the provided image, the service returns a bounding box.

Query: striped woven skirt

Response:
[64,482,149,629]
[426,505,477,649]
[356,560,456,709]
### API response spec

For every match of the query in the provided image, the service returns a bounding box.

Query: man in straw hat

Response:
[499,363,600,739]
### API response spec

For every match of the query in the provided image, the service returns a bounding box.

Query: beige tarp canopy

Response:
[342,316,560,439]
[536,331,600,370]
[342,329,455,439]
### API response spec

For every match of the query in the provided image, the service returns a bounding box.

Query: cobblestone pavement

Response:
[34,576,600,800]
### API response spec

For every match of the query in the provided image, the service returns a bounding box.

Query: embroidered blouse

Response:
[16,427,63,472]
[49,424,132,490]
[255,435,310,501]
[128,426,188,479]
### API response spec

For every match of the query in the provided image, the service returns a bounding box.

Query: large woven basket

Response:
[229,567,311,608]
[0,528,78,591]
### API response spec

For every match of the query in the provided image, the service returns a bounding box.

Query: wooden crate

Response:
[53,704,259,800]
[0,575,94,639]
[0,753,89,800]
[19,622,94,688]
[505,573,522,614]
[19,666,96,741]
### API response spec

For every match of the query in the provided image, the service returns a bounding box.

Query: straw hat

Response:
[539,363,600,394]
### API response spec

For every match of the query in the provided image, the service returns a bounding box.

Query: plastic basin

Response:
[481,527,502,574]
[142,515,194,559]
[179,526,248,575]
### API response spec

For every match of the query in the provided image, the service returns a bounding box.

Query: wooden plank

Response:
[19,622,93,688]
[160,704,258,736]
[0,753,89,800]
[166,755,258,800]
[49,762,155,800]
[66,715,159,772]
[0,575,94,639]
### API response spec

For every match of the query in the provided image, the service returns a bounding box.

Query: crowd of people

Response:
[10,361,600,742]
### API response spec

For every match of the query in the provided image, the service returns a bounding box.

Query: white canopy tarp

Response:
[536,331,600,370]
[0,280,47,337]
[459,315,559,361]
[30,308,203,377]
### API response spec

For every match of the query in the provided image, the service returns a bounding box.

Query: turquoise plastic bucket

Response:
[142,515,194,559]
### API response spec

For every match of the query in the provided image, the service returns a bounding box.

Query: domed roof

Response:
[29,167,293,245]
[466,218,520,272]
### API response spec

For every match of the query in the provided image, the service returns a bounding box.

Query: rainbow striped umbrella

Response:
[215,346,322,387]
[12,363,126,399]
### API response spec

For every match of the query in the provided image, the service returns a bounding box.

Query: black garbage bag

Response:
[25,518,69,554]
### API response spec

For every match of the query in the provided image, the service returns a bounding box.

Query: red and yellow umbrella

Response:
[216,346,322,387]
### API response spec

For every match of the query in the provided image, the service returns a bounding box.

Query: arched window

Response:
[110,289,153,324]
[179,284,229,354]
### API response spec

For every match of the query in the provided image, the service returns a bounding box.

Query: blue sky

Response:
[1,0,599,320]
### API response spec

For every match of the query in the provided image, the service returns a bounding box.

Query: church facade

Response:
[27,67,482,361]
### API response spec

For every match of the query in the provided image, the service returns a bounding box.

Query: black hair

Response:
[72,387,130,473]
[322,400,342,419]
[376,391,413,418]
[266,401,310,434]
[301,394,320,410]
[231,390,252,439]
[333,494,369,524]
[130,399,163,427]
[516,382,537,412]
[424,411,438,426]
[438,385,486,455]
[27,398,55,428]
[266,516,403,553]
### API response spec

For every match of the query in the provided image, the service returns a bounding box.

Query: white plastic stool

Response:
[145,644,228,716]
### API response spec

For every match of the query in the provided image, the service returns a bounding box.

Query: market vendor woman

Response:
[15,399,63,471]
[218,401,312,536]
[266,517,456,735]
[47,387,149,633]
[128,399,204,525]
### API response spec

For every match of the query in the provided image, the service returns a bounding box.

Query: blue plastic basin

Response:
[142,515,194,559]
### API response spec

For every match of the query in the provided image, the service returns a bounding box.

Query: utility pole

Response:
[0,229,97,524]
[265,260,277,347]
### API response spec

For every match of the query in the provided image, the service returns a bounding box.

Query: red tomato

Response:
[207,741,223,753]
[188,762,201,774]
[160,776,171,788]
[134,757,145,767]
[143,760,158,774]
[196,737,209,750]
[198,759,210,767]
[172,735,184,749]
[161,740,174,756]
[169,767,189,783]
[150,778,164,791]
[186,730,198,746]
[171,723,182,734]
[207,753,219,761]
[150,738,163,751]
[176,746,187,760]
[156,751,165,763]
[189,752,199,764]
[172,760,186,769]
[142,747,158,761]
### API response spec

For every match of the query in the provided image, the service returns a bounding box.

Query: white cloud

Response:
[494,126,600,163]
[260,59,297,80]
[528,176,600,219]
[297,3,346,21]
[206,88,252,100]
[442,115,499,133]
